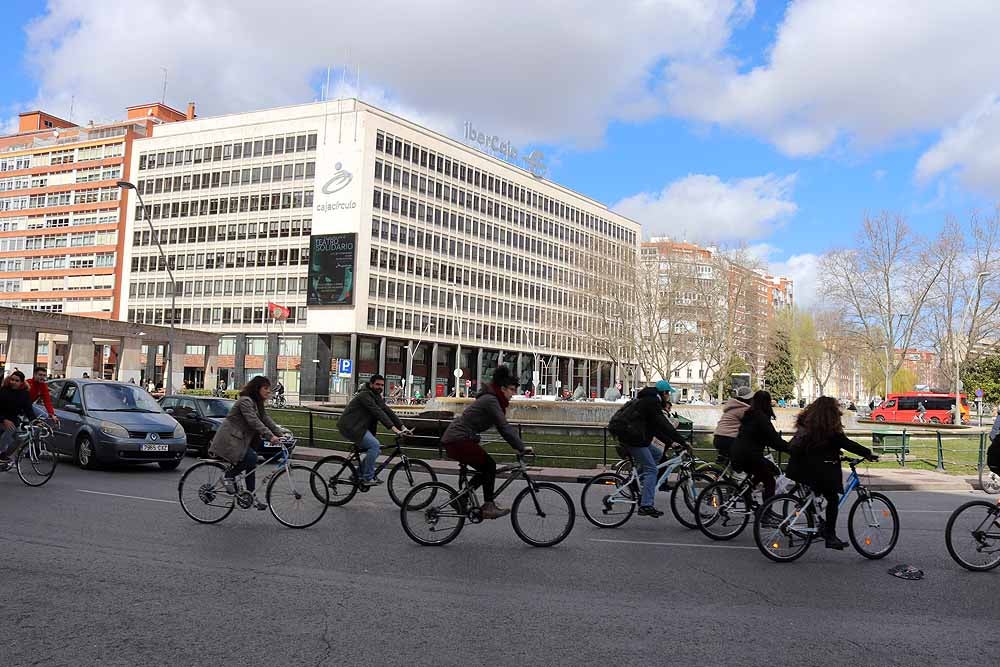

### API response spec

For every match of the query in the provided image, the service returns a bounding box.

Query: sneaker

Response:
[481,501,511,520]
[824,534,849,550]
[360,477,383,488]
[254,501,268,511]
[637,506,664,518]
[222,478,237,494]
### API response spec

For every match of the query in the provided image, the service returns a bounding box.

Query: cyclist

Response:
[785,397,878,549]
[0,371,35,465]
[731,390,788,503]
[208,376,285,510]
[337,374,410,488]
[273,380,286,404]
[713,386,752,462]
[609,379,687,518]
[916,400,927,423]
[27,366,59,426]
[440,365,532,520]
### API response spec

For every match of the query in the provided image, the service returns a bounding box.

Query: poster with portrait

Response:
[307,233,356,306]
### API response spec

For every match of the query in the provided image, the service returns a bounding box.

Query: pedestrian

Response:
[82,372,90,379]
[336,374,410,487]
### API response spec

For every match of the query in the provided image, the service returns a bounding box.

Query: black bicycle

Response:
[399,452,575,547]
[311,434,437,507]
[945,498,1000,571]
[695,454,791,541]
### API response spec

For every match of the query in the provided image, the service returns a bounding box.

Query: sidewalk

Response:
[290,446,981,492]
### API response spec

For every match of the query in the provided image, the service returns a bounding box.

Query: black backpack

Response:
[607,399,644,446]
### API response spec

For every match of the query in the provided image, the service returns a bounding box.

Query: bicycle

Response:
[945,498,1000,571]
[399,452,575,547]
[178,435,329,528]
[0,416,58,487]
[581,444,722,530]
[753,457,899,562]
[270,394,287,408]
[695,453,792,540]
[311,433,437,507]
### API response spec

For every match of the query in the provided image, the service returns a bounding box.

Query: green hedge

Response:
[178,388,240,399]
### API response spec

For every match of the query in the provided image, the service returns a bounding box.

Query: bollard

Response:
[308,410,314,448]
[935,432,944,471]
[901,429,907,467]
[602,427,608,467]
[979,432,986,471]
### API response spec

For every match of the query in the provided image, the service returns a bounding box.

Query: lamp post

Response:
[118,181,177,395]
[953,271,990,425]
[405,322,434,402]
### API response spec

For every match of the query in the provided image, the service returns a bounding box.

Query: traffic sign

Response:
[454,368,464,378]
[337,358,353,378]
[976,388,984,398]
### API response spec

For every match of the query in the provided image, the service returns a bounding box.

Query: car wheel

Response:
[158,459,181,471]
[76,435,100,470]
[874,415,885,423]
[930,417,940,424]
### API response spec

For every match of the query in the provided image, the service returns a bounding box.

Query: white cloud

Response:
[666,0,1000,156]
[19,0,751,147]
[769,253,820,309]
[916,95,1000,196]
[613,173,797,244]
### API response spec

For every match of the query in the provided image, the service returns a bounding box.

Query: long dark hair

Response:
[240,376,271,407]
[749,390,775,420]
[794,396,843,448]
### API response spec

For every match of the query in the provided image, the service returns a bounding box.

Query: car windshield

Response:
[84,384,164,413]
[200,399,235,417]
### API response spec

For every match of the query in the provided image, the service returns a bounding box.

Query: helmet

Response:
[655,380,673,394]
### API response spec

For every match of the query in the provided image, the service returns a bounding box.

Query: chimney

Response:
[186,102,196,120]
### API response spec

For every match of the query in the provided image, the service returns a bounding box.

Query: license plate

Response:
[141,444,168,452]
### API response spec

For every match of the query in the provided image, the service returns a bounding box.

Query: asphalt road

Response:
[2,456,998,667]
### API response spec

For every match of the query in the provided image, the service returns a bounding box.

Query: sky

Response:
[3,1,1000,308]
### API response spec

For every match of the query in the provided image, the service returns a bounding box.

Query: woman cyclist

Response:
[731,390,788,502]
[785,397,878,549]
[440,365,531,519]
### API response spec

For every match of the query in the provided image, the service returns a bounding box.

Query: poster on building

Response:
[307,233,356,306]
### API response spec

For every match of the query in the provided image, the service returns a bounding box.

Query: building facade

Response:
[120,99,640,399]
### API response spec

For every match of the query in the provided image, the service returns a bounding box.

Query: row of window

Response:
[0,212,119,232]
[0,231,116,252]
[13,275,114,293]
[136,160,315,195]
[128,305,305,326]
[130,275,304,300]
[130,246,308,274]
[376,130,635,244]
[0,142,124,174]
[131,218,312,248]
[216,336,303,357]
[0,253,115,272]
[368,275,542,323]
[17,297,113,314]
[131,189,313,221]
[138,133,318,171]
[0,187,119,211]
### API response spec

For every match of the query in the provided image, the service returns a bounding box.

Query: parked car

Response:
[45,379,186,470]
[160,395,287,457]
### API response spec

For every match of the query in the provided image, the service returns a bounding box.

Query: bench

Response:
[871,429,909,464]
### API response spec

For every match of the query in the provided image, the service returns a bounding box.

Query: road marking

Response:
[77,489,178,504]
[589,538,756,550]
[897,509,953,514]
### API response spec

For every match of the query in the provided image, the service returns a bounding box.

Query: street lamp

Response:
[405,322,434,402]
[118,180,177,395]
[953,271,990,425]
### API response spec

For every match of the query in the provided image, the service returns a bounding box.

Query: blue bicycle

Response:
[753,457,899,562]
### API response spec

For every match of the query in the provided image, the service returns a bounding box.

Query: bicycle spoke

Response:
[512,482,575,547]
[848,492,899,559]
[400,482,465,546]
[16,438,57,486]
[178,461,235,524]
[267,465,328,529]
[946,501,1000,571]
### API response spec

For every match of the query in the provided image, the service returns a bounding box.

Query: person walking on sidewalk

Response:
[440,366,532,519]
[337,374,410,488]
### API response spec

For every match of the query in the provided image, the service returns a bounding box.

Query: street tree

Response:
[960,353,1000,404]
[764,329,796,399]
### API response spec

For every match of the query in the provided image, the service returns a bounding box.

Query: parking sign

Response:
[338,359,353,378]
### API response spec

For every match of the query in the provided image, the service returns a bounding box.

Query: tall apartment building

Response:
[120,99,640,398]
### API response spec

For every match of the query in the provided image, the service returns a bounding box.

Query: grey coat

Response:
[208,396,283,465]
[441,389,525,451]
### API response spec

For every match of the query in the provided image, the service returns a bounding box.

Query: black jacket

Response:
[785,432,873,495]
[731,408,788,470]
[441,388,525,451]
[337,384,403,443]
[616,386,686,449]
[0,386,35,424]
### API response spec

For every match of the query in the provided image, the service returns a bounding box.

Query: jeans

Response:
[225,446,259,492]
[356,431,381,481]
[628,444,663,508]
[0,428,16,458]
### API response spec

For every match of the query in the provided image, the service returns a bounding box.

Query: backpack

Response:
[607,399,644,446]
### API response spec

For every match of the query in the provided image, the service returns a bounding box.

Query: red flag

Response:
[268,302,290,320]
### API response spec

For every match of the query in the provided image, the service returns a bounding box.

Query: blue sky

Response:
[3,1,999,305]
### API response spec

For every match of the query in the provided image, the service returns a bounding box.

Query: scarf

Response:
[490,383,510,412]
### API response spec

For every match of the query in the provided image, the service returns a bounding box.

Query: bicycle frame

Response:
[346,440,408,478]
[603,450,696,508]
[778,461,873,537]
[227,438,297,499]
[429,457,541,518]
[7,419,53,462]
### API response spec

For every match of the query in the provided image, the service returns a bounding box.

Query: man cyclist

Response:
[273,380,286,403]
[27,366,59,426]
[916,400,927,423]
[0,371,36,465]
[337,374,411,488]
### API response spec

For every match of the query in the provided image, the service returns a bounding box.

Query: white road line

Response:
[77,489,178,504]
[897,509,953,513]
[589,538,756,550]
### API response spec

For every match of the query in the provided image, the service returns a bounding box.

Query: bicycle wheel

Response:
[311,455,359,506]
[580,472,636,528]
[178,461,235,524]
[945,500,1000,571]
[511,482,576,547]
[613,458,633,478]
[695,480,750,541]
[669,472,715,530]
[16,439,58,487]
[848,492,899,559]
[753,493,814,562]
[387,458,437,508]
[267,465,329,529]
[400,481,465,546]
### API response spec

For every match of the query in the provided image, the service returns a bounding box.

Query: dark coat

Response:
[337,384,403,443]
[785,432,872,495]
[441,388,525,451]
[0,386,35,424]
[731,408,788,471]
[615,386,686,449]
[208,396,283,465]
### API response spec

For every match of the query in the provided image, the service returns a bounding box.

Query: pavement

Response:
[291,445,982,491]
[3,454,1000,666]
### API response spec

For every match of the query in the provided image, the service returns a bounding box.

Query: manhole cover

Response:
[888,564,924,580]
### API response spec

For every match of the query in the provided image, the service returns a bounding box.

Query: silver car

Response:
[46,379,186,470]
